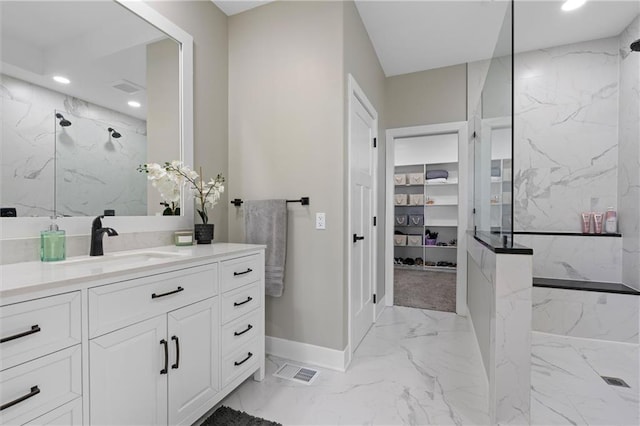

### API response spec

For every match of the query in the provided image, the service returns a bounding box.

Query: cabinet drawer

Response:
[0,292,81,371]
[89,263,217,338]
[221,310,261,355]
[221,282,261,324]
[221,338,260,388]
[0,346,81,426]
[221,255,261,292]
[23,397,82,425]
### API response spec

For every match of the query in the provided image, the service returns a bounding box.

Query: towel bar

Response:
[231,197,310,207]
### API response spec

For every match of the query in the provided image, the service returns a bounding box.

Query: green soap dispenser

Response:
[41,216,66,262]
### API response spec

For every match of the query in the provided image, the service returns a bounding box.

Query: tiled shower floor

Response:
[217,306,639,425]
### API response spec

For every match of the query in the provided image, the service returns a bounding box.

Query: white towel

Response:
[244,200,287,297]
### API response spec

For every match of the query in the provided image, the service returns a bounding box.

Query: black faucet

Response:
[90,215,119,256]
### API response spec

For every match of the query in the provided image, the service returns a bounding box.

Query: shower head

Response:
[55,113,72,127]
[108,127,121,139]
[631,39,640,52]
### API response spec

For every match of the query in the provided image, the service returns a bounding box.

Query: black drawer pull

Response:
[160,339,168,374]
[171,336,180,370]
[233,268,253,276]
[0,325,41,344]
[353,234,365,243]
[234,352,253,366]
[233,296,253,307]
[0,385,40,411]
[234,324,253,336]
[152,286,184,299]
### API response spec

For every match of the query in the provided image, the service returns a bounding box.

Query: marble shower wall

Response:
[1,74,147,217]
[618,15,640,291]
[514,37,620,232]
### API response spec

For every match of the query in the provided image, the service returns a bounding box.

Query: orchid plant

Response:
[138,161,225,225]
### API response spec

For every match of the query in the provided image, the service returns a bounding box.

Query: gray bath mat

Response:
[201,406,281,426]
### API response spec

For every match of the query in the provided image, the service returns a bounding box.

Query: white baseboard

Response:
[265,336,348,372]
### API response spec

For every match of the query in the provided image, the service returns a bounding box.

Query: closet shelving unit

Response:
[394,161,458,273]
[490,158,512,231]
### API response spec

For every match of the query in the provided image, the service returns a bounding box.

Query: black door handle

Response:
[353,234,365,243]
[160,339,168,374]
[233,268,253,276]
[0,325,41,344]
[152,286,184,299]
[1,386,40,411]
[234,324,253,336]
[233,296,253,307]
[234,352,253,366]
[171,336,180,369]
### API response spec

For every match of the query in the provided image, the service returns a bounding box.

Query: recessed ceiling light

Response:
[53,76,70,84]
[562,0,586,12]
[128,101,141,108]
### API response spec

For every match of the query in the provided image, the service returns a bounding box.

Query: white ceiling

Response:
[213,0,640,77]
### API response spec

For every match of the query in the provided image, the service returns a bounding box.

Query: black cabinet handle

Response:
[353,234,365,243]
[234,324,253,336]
[0,325,41,344]
[152,287,184,299]
[0,386,40,411]
[160,339,168,374]
[233,296,253,307]
[234,352,253,366]
[233,268,253,276]
[171,336,180,370]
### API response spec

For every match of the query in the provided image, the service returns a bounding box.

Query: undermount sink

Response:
[53,251,188,266]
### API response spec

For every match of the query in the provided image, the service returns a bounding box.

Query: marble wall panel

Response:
[1,74,147,217]
[618,15,640,291]
[532,286,639,343]
[513,37,620,232]
[514,234,622,283]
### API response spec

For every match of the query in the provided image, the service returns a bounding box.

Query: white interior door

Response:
[349,76,377,353]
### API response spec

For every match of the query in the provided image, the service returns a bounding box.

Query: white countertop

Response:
[0,243,265,301]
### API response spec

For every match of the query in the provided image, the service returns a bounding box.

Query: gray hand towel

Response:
[244,200,287,297]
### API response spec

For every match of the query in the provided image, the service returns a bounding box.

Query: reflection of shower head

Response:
[108,127,121,139]
[55,113,72,127]
[631,39,640,52]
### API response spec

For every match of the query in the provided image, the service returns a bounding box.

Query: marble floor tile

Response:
[531,332,639,426]
[220,306,490,425]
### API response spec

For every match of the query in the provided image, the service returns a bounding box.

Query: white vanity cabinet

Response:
[0,245,265,426]
[0,292,82,426]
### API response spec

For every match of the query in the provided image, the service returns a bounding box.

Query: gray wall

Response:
[385,64,468,129]
[145,0,229,240]
[343,0,387,306]
[228,1,346,350]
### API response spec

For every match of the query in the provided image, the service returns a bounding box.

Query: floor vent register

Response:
[273,363,319,385]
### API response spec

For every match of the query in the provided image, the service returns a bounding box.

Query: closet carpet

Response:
[394,269,456,312]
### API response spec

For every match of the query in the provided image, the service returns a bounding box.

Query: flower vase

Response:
[194,224,214,244]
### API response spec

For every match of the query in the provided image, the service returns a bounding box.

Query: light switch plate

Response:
[315,213,326,230]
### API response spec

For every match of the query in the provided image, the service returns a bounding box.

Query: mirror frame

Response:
[0,0,194,239]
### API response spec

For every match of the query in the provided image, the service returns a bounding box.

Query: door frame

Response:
[385,121,469,315]
[347,74,378,368]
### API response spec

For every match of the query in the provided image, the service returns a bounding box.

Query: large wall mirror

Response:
[0,0,193,237]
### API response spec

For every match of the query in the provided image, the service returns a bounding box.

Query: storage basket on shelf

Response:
[409,194,424,206]
[407,235,423,246]
[395,215,408,226]
[393,174,407,185]
[395,194,408,206]
[409,215,424,226]
[408,173,424,185]
[394,234,408,246]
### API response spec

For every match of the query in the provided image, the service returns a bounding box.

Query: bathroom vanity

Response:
[0,243,265,425]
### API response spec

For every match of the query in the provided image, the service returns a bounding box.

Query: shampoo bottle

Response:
[41,217,66,262]
[605,207,618,234]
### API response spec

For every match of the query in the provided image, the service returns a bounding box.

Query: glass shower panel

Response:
[473,0,513,243]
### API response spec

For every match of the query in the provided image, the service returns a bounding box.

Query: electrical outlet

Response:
[315,212,326,230]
